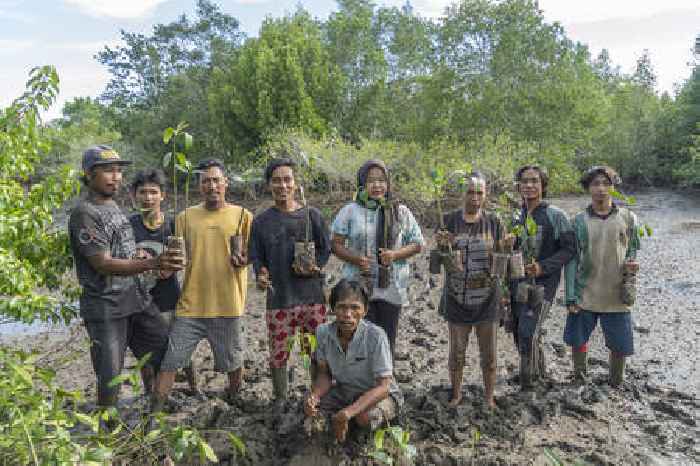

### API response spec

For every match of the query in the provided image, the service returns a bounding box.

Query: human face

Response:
[269,165,296,204]
[333,295,367,336]
[518,168,543,202]
[134,182,164,214]
[88,164,123,198]
[365,167,388,200]
[199,165,228,208]
[464,178,486,213]
[588,173,612,204]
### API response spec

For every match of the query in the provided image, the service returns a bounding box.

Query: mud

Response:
[2,190,699,465]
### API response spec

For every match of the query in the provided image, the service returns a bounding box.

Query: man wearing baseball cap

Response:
[68,145,181,425]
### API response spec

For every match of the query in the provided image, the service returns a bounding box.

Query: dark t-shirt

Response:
[248,206,331,310]
[68,199,147,321]
[129,214,181,312]
[512,202,576,302]
[438,210,505,324]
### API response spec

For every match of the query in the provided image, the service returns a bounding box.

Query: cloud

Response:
[0,39,34,54]
[63,0,170,19]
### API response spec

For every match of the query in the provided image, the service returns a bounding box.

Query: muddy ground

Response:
[3,190,699,465]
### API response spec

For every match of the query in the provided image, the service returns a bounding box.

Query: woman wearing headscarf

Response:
[436,171,506,408]
[331,160,424,357]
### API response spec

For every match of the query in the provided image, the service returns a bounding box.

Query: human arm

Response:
[332,234,371,272]
[535,207,576,277]
[564,213,586,312]
[332,377,392,442]
[231,208,252,268]
[304,360,333,417]
[379,205,424,265]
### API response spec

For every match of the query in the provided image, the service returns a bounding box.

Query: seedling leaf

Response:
[228,433,247,456]
[163,127,175,144]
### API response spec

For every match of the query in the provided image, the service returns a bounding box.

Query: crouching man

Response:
[304,279,402,443]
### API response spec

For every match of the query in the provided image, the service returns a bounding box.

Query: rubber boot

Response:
[572,351,588,384]
[271,366,288,401]
[520,354,533,391]
[609,353,626,387]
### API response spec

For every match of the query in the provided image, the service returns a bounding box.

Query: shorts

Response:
[160,316,243,372]
[266,304,327,368]
[564,310,634,356]
[84,304,168,406]
[319,385,398,430]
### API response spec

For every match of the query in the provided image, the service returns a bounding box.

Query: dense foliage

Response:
[52,0,699,190]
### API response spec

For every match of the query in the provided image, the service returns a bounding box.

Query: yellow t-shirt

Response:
[175,203,252,317]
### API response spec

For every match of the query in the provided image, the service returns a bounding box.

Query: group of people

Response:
[69,145,640,442]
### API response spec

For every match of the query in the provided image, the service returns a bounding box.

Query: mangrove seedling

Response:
[368,425,417,466]
[162,122,194,266]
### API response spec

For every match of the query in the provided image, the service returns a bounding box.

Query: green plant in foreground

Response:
[368,425,417,465]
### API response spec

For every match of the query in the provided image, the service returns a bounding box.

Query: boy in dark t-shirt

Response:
[129,169,198,395]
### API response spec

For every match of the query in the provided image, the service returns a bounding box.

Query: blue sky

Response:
[1,0,698,118]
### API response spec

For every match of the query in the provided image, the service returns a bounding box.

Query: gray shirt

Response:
[315,319,402,405]
[68,198,149,321]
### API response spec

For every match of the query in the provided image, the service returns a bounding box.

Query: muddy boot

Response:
[572,351,588,384]
[271,366,289,401]
[520,354,533,391]
[609,353,626,387]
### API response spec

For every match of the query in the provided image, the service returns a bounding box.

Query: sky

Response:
[1,0,698,119]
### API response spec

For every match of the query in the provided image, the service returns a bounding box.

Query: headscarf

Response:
[355,160,398,253]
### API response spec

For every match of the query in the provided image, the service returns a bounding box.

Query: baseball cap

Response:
[82,145,132,171]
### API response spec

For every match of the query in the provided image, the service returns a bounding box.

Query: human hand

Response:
[157,253,183,272]
[230,251,248,268]
[435,230,452,248]
[332,409,351,442]
[378,248,396,266]
[135,248,152,260]
[304,392,319,418]
[623,260,639,274]
[525,262,542,278]
[567,304,582,314]
[356,256,371,272]
[257,267,271,290]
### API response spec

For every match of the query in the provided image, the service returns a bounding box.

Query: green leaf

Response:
[374,428,386,450]
[228,433,246,456]
[199,440,218,462]
[107,373,131,388]
[526,216,538,237]
[163,152,172,168]
[74,412,99,433]
[163,127,175,144]
[183,132,193,151]
[176,152,187,167]
[644,225,653,237]
[9,363,33,386]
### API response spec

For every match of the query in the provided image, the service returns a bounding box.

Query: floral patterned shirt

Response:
[331,202,424,306]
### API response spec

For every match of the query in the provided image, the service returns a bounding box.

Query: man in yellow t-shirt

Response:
[152,159,252,411]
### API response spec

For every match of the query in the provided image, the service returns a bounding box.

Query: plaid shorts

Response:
[319,386,398,430]
[160,316,243,372]
[266,304,327,368]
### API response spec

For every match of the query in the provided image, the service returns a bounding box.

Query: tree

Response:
[0,66,79,323]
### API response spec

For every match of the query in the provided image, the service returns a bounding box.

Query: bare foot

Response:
[448,394,462,407]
